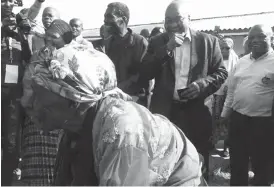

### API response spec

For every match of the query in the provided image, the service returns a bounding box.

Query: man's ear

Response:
[122,16,128,25]
[271,36,274,49]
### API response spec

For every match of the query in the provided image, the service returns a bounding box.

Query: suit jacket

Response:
[140,30,228,117]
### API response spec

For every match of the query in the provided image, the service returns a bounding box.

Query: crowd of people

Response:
[1,0,274,186]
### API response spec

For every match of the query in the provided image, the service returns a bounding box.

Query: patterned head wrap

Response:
[31,45,131,131]
[46,19,73,44]
[33,44,131,110]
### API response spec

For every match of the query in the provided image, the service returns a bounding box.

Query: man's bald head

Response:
[69,18,83,38]
[248,24,273,59]
[70,18,83,26]
[42,7,60,29]
[164,0,191,35]
[165,0,191,18]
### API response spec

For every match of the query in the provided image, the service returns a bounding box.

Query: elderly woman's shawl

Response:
[22,44,131,131]
[90,96,204,186]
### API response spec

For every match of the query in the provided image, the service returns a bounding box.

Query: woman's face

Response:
[221,42,231,60]
[45,32,66,49]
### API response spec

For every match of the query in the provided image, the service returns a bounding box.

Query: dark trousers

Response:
[170,101,213,181]
[1,93,23,186]
[229,111,274,186]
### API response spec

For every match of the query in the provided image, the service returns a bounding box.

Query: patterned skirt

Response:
[20,116,62,186]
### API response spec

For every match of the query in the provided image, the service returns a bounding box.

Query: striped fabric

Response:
[20,116,62,186]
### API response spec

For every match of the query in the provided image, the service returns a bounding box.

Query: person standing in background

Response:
[1,0,45,185]
[92,24,111,53]
[140,0,227,180]
[140,28,150,41]
[29,7,60,54]
[69,18,94,48]
[212,37,238,156]
[221,24,274,186]
[150,26,165,39]
[103,2,149,107]
[19,7,64,186]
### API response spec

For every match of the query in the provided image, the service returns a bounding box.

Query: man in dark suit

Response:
[140,0,228,180]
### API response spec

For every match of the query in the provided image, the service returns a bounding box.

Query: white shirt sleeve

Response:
[221,66,238,118]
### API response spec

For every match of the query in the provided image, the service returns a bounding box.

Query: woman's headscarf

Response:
[46,19,73,44]
[32,44,131,110]
[29,43,131,131]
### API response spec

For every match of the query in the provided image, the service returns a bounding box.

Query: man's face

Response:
[42,9,59,29]
[164,4,190,36]
[221,42,231,60]
[70,20,83,38]
[1,0,15,18]
[104,7,125,36]
[248,26,272,56]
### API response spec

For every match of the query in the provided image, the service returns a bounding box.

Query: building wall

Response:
[229,35,247,56]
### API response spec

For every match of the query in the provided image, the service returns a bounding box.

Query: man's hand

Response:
[166,33,185,51]
[179,82,200,100]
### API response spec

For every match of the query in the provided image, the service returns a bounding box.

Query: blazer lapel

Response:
[190,29,199,70]
[161,33,175,76]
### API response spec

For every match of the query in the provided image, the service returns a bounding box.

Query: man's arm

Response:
[27,0,45,21]
[140,36,173,81]
[221,65,238,118]
[195,37,228,99]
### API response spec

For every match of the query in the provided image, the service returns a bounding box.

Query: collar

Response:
[250,48,274,61]
[74,35,84,42]
[185,29,191,41]
[111,28,135,47]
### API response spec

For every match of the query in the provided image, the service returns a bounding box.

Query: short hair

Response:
[69,18,83,26]
[107,2,130,25]
[140,29,150,38]
[150,27,164,38]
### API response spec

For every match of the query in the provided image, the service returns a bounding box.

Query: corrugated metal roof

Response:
[191,11,274,31]
[83,11,274,38]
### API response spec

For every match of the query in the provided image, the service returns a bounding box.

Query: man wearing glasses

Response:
[140,0,227,180]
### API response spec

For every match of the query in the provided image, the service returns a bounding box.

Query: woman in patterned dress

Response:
[24,19,207,186]
[20,19,73,185]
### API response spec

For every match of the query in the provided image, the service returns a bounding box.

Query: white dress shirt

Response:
[173,30,191,100]
[71,35,94,48]
[221,49,274,117]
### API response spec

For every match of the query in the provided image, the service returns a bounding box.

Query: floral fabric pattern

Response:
[91,96,203,186]
[32,44,131,107]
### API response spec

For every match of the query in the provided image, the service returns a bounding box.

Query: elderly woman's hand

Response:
[49,60,71,79]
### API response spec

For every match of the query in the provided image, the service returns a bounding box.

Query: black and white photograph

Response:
[1,0,274,185]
